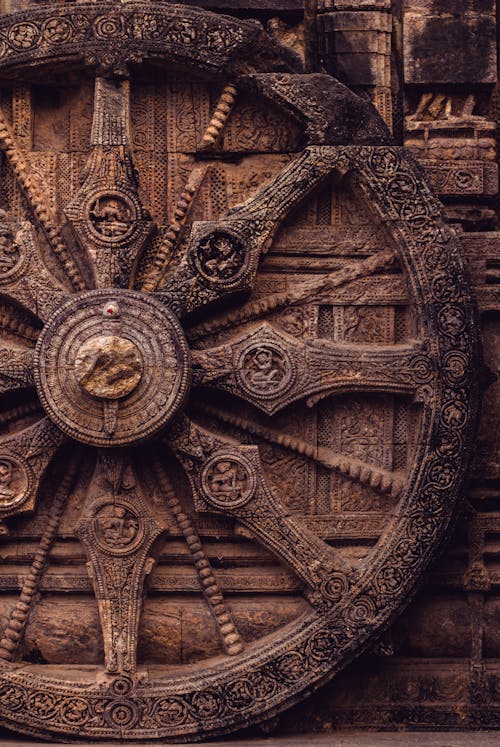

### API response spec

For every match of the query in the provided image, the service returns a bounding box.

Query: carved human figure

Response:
[197,233,244,280]
[206,460,249,502]
[243,347,286,392]
[90,197,132,238]
[96,505,139,549]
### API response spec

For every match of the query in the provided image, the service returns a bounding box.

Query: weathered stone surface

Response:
[1,733,500,747]
[318,11,392,87]
[241,73,392,143]
[391,596,473,657]
[75,335,143,400]
[403,0,497,84]
[318,1,391,8]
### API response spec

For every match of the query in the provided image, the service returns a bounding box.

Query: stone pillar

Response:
[317,1,393,130]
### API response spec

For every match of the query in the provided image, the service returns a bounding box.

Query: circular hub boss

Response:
[34,290,190,446]
[0,3,480,744]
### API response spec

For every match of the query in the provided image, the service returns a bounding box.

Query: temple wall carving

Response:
[0,0,495,740]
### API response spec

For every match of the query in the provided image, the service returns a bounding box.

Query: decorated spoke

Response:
[0,417,66,522]
[192,322,432,415]
[196,402,405,499]
[153,461,244,656]
[78,453,167,676]
[64,77,153,289]
[140,83,238,294]
[0,299,40,344]
[0,106,85,293]
[157,147,357,318]
[0,340,34,395]
[0,218,68,323]
[303,339,433,406]
[0,457,79,662]
[187,248,397,341]
[167,416,344,597]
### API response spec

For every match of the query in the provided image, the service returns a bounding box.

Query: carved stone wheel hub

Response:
[0,3,480,744]
[34,290,190,446]
[75,335,142,400]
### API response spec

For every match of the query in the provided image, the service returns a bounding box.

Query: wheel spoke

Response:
[304,338,432,405]
[0,341,34,395]
[77,453,167,675]
[157,147,353,318]
[0,457,79,662]
[192,322,431,415]
[0,399,42,427]
[0,220,68,323]
[153,461,244,656]
[64,77,154,289]
[196,403,405,499]
[166,416,343,595]
[0,298,40,343]
[140,84,238,293]
[0,417,66,521]
[0,107,86,292]
[187,249,396,341]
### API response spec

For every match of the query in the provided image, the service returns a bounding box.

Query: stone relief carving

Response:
[0,2,480,743]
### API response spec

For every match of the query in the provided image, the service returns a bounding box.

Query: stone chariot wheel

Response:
[0,3,479,742]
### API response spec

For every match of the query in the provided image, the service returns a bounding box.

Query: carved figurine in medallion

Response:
[0,440,42,521]
[0,461,14,504]
[88,194,134,241]
[194,231,246,283]
[94,503,141,552]
[202,454,256,509]
[239,343,292,395]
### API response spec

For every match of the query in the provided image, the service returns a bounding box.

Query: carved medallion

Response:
[34,290,190,446]
[87,193,136,242]
[202,453,256,509]
[0,456,32,514]
[0,3,479,744]
[92,501,143,554]
[238,342,293,397]
[193,231,247,285]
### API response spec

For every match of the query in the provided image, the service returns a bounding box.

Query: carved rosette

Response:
[0,2,479,744]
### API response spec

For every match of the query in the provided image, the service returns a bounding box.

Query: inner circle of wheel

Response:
[33,289,190,447]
